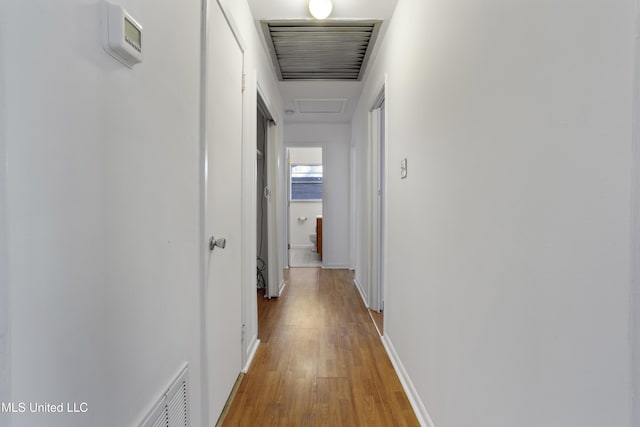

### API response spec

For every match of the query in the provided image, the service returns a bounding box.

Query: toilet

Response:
[309,233,317,250]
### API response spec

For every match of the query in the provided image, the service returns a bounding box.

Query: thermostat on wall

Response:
[102,1,143,68]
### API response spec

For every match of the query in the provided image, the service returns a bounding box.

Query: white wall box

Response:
[102,1,143,68]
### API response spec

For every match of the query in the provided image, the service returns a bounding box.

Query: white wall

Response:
[289,204,322,248]
[285,124,351,268]
[289,146,322,165]
[1,0,203,425]
[353,0,636,426]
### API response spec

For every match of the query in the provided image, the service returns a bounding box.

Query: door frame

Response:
[284,144,326,268]
[198,0,246,424]
[0,49,8,425]
[631,16,640,424]
[256,84,281,299]
[369,78,387,314]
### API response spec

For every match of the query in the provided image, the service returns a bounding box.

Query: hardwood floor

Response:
[369,309,384,336]
[221,268,419,426]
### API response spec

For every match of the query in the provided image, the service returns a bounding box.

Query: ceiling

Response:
[247,0,398,124]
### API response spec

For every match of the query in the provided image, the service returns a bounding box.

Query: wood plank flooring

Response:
[221,268,419,426]
[369,309,384,336]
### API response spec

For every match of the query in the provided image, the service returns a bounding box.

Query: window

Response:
[290,164,323,200]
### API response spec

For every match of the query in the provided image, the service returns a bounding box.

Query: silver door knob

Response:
[209,236,226,251]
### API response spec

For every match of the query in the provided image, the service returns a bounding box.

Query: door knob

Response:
[209,236,227,251]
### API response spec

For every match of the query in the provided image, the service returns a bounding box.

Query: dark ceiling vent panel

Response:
[261,20,382,81]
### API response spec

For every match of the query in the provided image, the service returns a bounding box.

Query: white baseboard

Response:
[381,335,435,427]
[290,244,314,249]
[322,264,350,270]
[140,363,190,427]
[267,279,286,299]
[353,277,369,308]
[242,336,260,373]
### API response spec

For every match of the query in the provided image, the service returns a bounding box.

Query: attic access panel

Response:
[261,20,382,81]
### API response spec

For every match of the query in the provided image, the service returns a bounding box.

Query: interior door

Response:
[377,101,386,311]
[264,116,280,298]
[286,148,292,267]
[204,1,244,422]
[370,98,386,313]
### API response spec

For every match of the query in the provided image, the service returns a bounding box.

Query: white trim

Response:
[290,244,314,250]
[380,78,389,313]
[354,275,369,306]
[381,335,435,427]
[369,74,389,310]
[257,84,282,300]
[278,143,289,282]
[369,76,388,313]
[369,75,387,111]
[349,143,357,270]
[285,141,328,148]
[257,82,277,125]
[0,0,10,422]
[198,1,210,424]
[368,311,383,338]
[289,199,323,203]
[240,68,256,375]
[271,123,285,299]
[278,279,287,296]
[216,0,246,53]
[284,143,326,271]
[369,107,379,309]
[242,337,260,373]
[139,363,190,427]
[631,2,640,422]
[322,264,351,270]
[353,278,369,309]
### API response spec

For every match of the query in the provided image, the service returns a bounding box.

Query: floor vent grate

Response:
[141,364,190,427]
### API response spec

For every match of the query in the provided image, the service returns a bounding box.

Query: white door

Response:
[204,1,244,422]
[377,101,386,311]
[370,96,386,313]
[264,115,280,298]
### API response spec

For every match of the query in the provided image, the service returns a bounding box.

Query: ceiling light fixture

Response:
[308,0,333,20]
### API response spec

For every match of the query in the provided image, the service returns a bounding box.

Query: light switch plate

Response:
[400,158,408,179]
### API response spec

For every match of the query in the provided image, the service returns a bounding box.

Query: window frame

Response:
[289,163,323,202]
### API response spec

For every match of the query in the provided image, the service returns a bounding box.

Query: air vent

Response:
[261,20,382,81]
[141,365,190,427]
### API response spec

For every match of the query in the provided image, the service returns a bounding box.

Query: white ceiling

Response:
[278,80,363,124]
[247,0,398,124]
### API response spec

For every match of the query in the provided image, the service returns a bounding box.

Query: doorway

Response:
[370,85,386,334]
[376,100,386,313]
[256,91,279,298]
[287,147,323,268]
[257,103,269,297]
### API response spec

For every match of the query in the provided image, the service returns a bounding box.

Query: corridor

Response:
[1,0,638,425]
[221,269,418,426]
